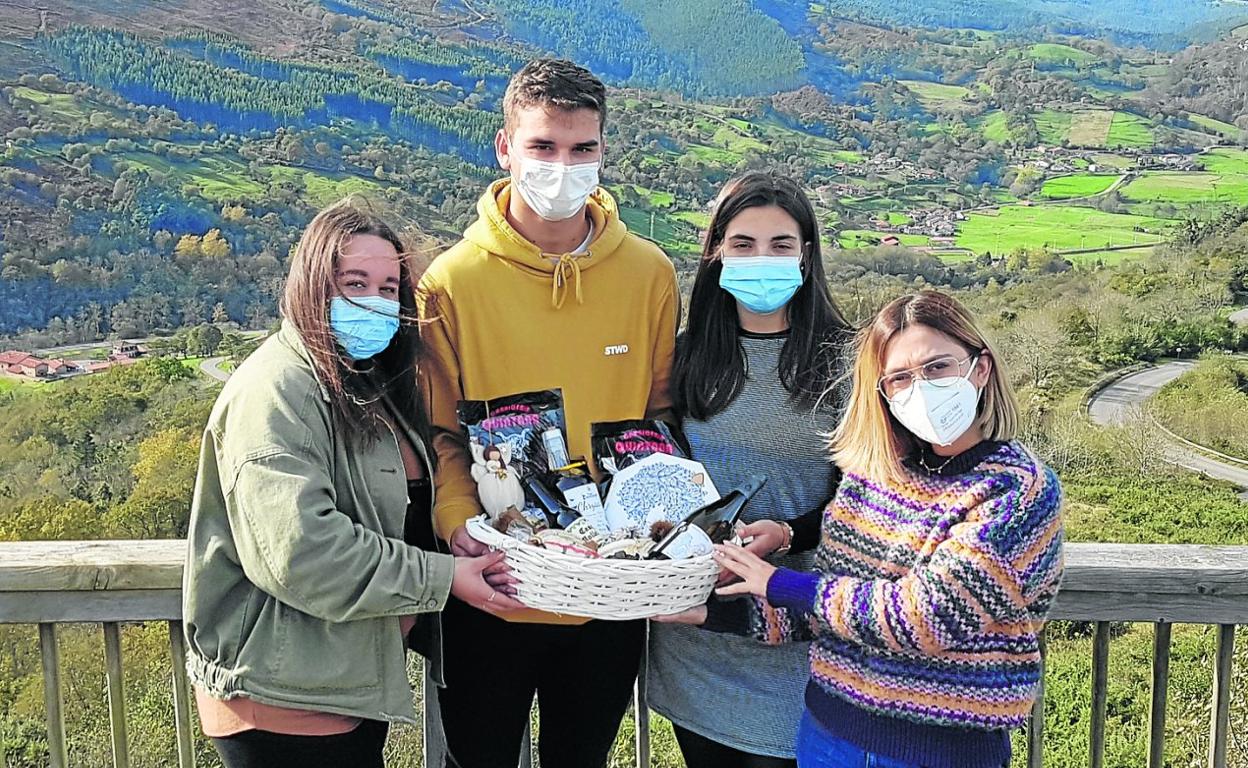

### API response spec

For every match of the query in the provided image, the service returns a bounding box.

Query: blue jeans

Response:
[795,711,924,768]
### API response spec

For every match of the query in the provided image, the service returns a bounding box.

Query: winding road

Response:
[1088,361,1248,495]
[199,356,231,382]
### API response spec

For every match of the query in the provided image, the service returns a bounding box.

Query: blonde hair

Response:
[829,290,1019,484]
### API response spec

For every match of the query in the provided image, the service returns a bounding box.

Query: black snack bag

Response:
[590,419,686,476]
[457,389,567,475]
[457,389,568,522]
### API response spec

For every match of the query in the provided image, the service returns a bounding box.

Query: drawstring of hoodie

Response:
[550,253,584,309]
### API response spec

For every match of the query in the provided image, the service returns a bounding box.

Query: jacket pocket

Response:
[263,602,383,692]
[232,585,267,662]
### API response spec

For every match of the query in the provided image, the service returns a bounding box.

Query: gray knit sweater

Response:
[647,330,842,758]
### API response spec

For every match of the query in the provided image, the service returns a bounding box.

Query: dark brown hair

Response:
[674,172,853,420]
[280,197,433,454]
[503,58,607,134]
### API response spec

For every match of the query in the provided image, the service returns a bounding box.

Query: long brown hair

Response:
[674,171,852,419]
[830,290,1018,484]
[280,198,433,453]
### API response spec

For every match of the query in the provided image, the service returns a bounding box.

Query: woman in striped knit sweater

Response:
[664,290,1064,768]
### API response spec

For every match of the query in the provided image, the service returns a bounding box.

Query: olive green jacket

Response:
[182,321,453,723]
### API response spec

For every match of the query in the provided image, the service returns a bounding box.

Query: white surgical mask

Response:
[888,374,981,446]
[514,156,600,221]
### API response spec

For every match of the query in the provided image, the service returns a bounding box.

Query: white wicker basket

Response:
[465,516,718,620]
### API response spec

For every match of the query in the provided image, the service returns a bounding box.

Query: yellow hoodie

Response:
[418,179,679,625]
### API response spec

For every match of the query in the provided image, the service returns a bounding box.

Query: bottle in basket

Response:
[650,474,767,559]
[524,475,578,530]
[542,427,571,471]
[553,459,609,534]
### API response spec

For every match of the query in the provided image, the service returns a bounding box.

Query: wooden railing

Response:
[1,540,1246,768]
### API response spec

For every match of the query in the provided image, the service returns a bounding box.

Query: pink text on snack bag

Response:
[614,430,674,455]
[482,405,540,431]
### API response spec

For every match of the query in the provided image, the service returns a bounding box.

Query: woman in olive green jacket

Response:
[183,199,520,768]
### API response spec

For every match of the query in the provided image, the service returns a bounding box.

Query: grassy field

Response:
[1035,110,1074,145]
[978,110,1061,145]
[979,111,1011,143]
[11,85,95,120]
[1106,112,1155,148]
[837,230,932,248]
[1064,244,1159,266]
[1040,174,1120,199]
[1029,42,1097,66]
[670,210,711,229]
[619,206,697,255]
[622,184,675,208]
[899,79,973,113]
[0,376,43,394]
[123,150,268,201]
[1120,172,1248,205]
[957,205,1166,253]
[1202,148,1248,175]
[686,143,743,165]
[1190,113,1242,139]
[265,165,390,207]
[1091,153,1133,170]
[120,146,393,206]
[1067,110,1115,146]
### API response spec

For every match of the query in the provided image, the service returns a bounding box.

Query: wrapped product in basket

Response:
[602,453,720,534]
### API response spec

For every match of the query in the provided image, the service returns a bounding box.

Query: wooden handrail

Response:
[2,539,1247,768]
[5,540,1248,622]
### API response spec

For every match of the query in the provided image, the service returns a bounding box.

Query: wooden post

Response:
[422,661,446,768]
[634,629,650,768]
[1089,621,1110,768]
[1148,622,1171,768]
[38,623,68,768]
[167,622,194,768]
[519,720,533,768]
[1026,627,1046,768]
[103,622,131,768]
[1208,624,1234,768]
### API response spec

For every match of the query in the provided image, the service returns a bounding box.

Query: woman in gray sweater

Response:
[647,172,852,767]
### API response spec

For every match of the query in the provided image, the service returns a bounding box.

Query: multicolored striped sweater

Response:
[710,439,1063,768]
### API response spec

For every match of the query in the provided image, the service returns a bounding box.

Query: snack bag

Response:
[457,389,568,522]
[591,419,686,475]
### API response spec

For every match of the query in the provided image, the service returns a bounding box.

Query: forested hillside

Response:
[3,0,1248,341]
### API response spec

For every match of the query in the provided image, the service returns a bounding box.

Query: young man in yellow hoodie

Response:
[418,59,679,768]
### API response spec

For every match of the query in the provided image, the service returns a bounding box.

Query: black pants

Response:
[437,597,646,768]
[673,723,797,768]
[211,719,388,768]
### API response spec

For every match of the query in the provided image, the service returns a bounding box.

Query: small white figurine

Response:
[470,440,526,521]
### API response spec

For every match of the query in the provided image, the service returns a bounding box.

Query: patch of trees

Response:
[1147,38,1248,129]
[42,27,501,160]
[481,0,806,95]
[806,0,1247,49]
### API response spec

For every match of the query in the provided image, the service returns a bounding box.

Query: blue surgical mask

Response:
[718,256,803,315]
[329,295,400,360]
